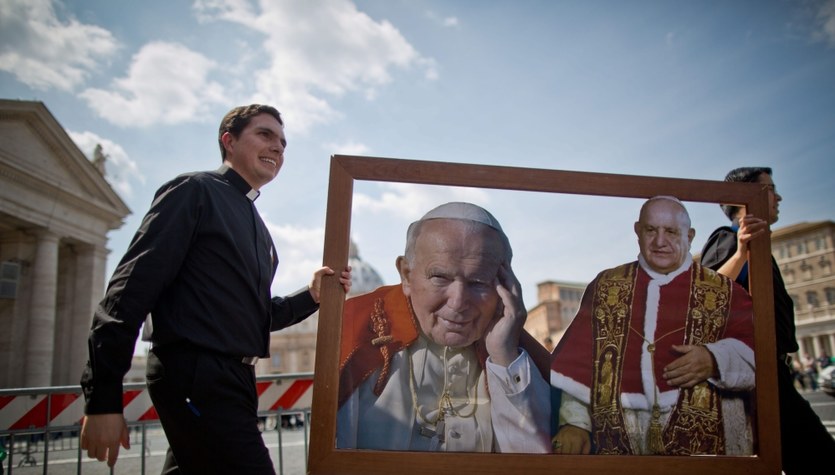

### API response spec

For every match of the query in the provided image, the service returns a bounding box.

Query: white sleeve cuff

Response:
[486,348,529,393]
[706,338,756,390]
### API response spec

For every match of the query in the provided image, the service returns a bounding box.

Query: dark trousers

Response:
[778,358,835,474]
[146,345,275,475]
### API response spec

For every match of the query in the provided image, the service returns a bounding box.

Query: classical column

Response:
[811,334,823,361]
[24,230,60,387]
[67,243,109,385]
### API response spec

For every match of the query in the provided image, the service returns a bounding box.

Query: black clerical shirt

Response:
[700,225,799,356]
[81,165,318,414]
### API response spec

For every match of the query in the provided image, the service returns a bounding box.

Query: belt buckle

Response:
[241,356,259,366]
[780,354,792,367]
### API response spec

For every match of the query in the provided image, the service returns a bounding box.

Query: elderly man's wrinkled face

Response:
[634,199,695,274]
[397,219,504,348]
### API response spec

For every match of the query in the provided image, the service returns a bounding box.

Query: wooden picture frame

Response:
[310,155,779,475]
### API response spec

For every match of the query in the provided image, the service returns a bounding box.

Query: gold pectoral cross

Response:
[418,418,445,443]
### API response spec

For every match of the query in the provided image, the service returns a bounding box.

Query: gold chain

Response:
[627,324,686,454]
[408,344,479,428]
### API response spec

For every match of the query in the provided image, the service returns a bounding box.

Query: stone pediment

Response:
[0,99,130,241]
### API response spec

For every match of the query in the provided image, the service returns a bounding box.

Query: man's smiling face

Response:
[398,219,504,348]
[221,112,286,190]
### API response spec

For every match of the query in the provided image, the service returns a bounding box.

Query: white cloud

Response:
[425,10,459,28]
[262,219,327,293]
[265,221,326,254]
[322,141,370,156]
[192,0,255,23]
[352,182,490,222]
[68,130,145,199]
[0,0,119,91]
[818,0,835,47]
[78,42,227,127]
[193,0,437,133]
[442,17,460,28]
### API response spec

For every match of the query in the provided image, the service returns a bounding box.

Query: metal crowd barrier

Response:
[0,373,314,475]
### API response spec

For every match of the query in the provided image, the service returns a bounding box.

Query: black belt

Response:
[778,353,792,367]
[153,341,259,366]
[240,356,259,366]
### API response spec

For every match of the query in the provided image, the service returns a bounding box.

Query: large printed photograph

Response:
[309,155,780,475]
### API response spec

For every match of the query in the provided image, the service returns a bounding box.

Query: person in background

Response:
[801,353,819,391]
[791,358,807,391]
[700,166,835,474]
[817,351,832,370]
[552,196,756,455]
[336,202,551,453]
[79,104,351,474]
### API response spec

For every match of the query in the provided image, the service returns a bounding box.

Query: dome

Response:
[347,240,385,296]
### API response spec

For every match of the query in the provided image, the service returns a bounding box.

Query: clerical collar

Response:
[637,252,693,284]
[218,165,260,201]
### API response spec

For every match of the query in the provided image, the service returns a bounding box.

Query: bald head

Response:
[634,196,695,274]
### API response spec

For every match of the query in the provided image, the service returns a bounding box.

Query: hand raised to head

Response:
[484,263,525,367]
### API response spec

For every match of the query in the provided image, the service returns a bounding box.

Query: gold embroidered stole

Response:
[663,264,731,455]
[589,263,635,455]
[589,262,733,455]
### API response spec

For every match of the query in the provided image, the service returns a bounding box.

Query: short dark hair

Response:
[720,167,772,221]
[218,104,283,161]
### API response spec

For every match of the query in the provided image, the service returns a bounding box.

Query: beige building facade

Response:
[0,99,129,388]
[524,280,586,350]
[772,221,835,360]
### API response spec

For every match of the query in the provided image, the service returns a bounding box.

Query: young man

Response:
[79,104,351,474]
[700,167,835,473]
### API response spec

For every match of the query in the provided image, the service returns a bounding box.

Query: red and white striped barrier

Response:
[0,392,84,431]
[0,376,313,431]
[256,378,314,412]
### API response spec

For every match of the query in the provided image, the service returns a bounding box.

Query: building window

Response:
[790,294,801,311]
[806,291,819,309]
[826,288,835,306]
[784,269,795,284]
[801,262,813,280]
[820,258,832,276]
[815,236,826,251]
[0,261,21,299]
[796,242,807,255]
[777,245,787,259]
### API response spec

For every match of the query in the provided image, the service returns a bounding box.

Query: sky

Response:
[2,0,835,317]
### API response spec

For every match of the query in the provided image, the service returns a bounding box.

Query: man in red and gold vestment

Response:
[550,196,756,456]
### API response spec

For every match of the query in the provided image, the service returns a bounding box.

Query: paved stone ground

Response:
[1,427,308,475]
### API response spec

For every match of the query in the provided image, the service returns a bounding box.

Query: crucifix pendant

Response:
[418,419,445,443]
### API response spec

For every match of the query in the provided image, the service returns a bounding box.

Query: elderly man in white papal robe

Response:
[336,202,551,453]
